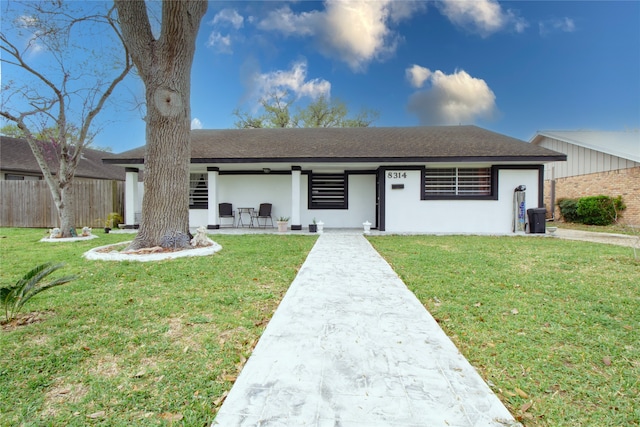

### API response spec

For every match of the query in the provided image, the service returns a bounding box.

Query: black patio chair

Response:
[218,203,235,227]
[253,203,274,228]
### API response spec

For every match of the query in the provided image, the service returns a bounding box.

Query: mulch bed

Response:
[1,310,55,331]
[95,244,209,255]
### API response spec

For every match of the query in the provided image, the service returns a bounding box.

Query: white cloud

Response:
[257,6,319,36]
[406,64,432,89]
[206,32,232,54]
[406,67,497,125]
[191,118,203,130]
[212,9,244,29]
[16,15,38,27]
[258,1,425,72]
[15,15,45,55]
[206,9,244,54]
[437,0,527,37]
[539,17,576,36]
[252,60,331,102]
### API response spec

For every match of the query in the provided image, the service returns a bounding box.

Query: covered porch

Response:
[123,164,379,232]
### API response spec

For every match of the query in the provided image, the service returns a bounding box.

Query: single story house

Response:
[0,136,127,228]
[104,125,566,234]
[0,136,126,182]
[530,130,640,225]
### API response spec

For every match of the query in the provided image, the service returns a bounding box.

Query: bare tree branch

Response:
[0,1,133,237]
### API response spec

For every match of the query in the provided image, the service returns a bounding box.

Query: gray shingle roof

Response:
[0,136,125,180]
[106,125,566,164]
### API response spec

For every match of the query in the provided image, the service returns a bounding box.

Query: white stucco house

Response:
[104,126,566,234]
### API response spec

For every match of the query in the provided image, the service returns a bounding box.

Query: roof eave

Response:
[105,154,567,166]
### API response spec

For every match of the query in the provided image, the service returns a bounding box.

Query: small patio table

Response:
[237,207,255,227]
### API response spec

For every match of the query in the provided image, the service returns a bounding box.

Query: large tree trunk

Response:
[115,1,207,250]
[134,82,192,249]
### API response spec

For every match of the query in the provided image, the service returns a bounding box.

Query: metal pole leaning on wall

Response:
[513,185,526,233]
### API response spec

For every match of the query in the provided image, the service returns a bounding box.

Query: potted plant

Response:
[276,216,289,232]
[104,212,123,233]
[309,218,317,233]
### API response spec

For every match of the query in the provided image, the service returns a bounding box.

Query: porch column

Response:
[207,167,220,229]
[124,168,139,227]
[291,166,302,230]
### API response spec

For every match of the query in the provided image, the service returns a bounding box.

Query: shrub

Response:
[1,263,76,323]
[557,198,579,222]
[104,212,124,229]
[576,195,626,225]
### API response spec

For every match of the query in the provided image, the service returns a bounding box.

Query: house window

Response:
[423,167,492,198]
[309,173,348,209]
[5,174,25,180]
[189,173,208,209]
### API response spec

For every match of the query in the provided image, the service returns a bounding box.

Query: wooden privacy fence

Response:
[0,180,124,228]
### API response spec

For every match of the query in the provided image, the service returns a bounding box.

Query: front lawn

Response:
[369,235,639,426]
[0,228,317,426]
[2,228,638,426]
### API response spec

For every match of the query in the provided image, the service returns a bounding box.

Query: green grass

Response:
[368,235,640,426]
[3,228,638,426]
[0,228,317,426]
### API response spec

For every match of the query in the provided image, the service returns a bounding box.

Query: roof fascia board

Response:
[105,155,566,167]
[534,131,640,163]
[191,155,567,163]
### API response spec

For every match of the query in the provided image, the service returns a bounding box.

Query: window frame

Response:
[421,166,497,200]
[5,174,25,181]
[189,173,208,209]
[308,172,349,210]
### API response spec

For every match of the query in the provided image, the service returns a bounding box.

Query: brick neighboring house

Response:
[530,130,640,225]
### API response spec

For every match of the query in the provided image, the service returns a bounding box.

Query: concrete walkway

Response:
[213,233,521,427]
[551,227,639,248]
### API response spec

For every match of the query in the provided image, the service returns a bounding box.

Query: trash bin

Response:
[527,208,546,234]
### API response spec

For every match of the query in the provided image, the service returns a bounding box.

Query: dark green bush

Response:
[558,195,626,225]
[557,198,579,222]
[575,195,626,225]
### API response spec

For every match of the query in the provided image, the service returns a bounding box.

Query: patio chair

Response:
[253,203,274,228]
[218,203,235,227]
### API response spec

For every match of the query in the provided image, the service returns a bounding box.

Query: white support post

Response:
[125,168,139,226]
[207,168,219,229]
[291,167,302,230]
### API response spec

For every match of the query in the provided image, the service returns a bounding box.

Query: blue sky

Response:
[3,1,639,153]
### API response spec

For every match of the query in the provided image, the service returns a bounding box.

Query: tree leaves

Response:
[86,411,105,419]
[158,412,183,422]
[233,92,379,129]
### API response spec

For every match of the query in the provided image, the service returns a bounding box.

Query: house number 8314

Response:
[387,172,407,179]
